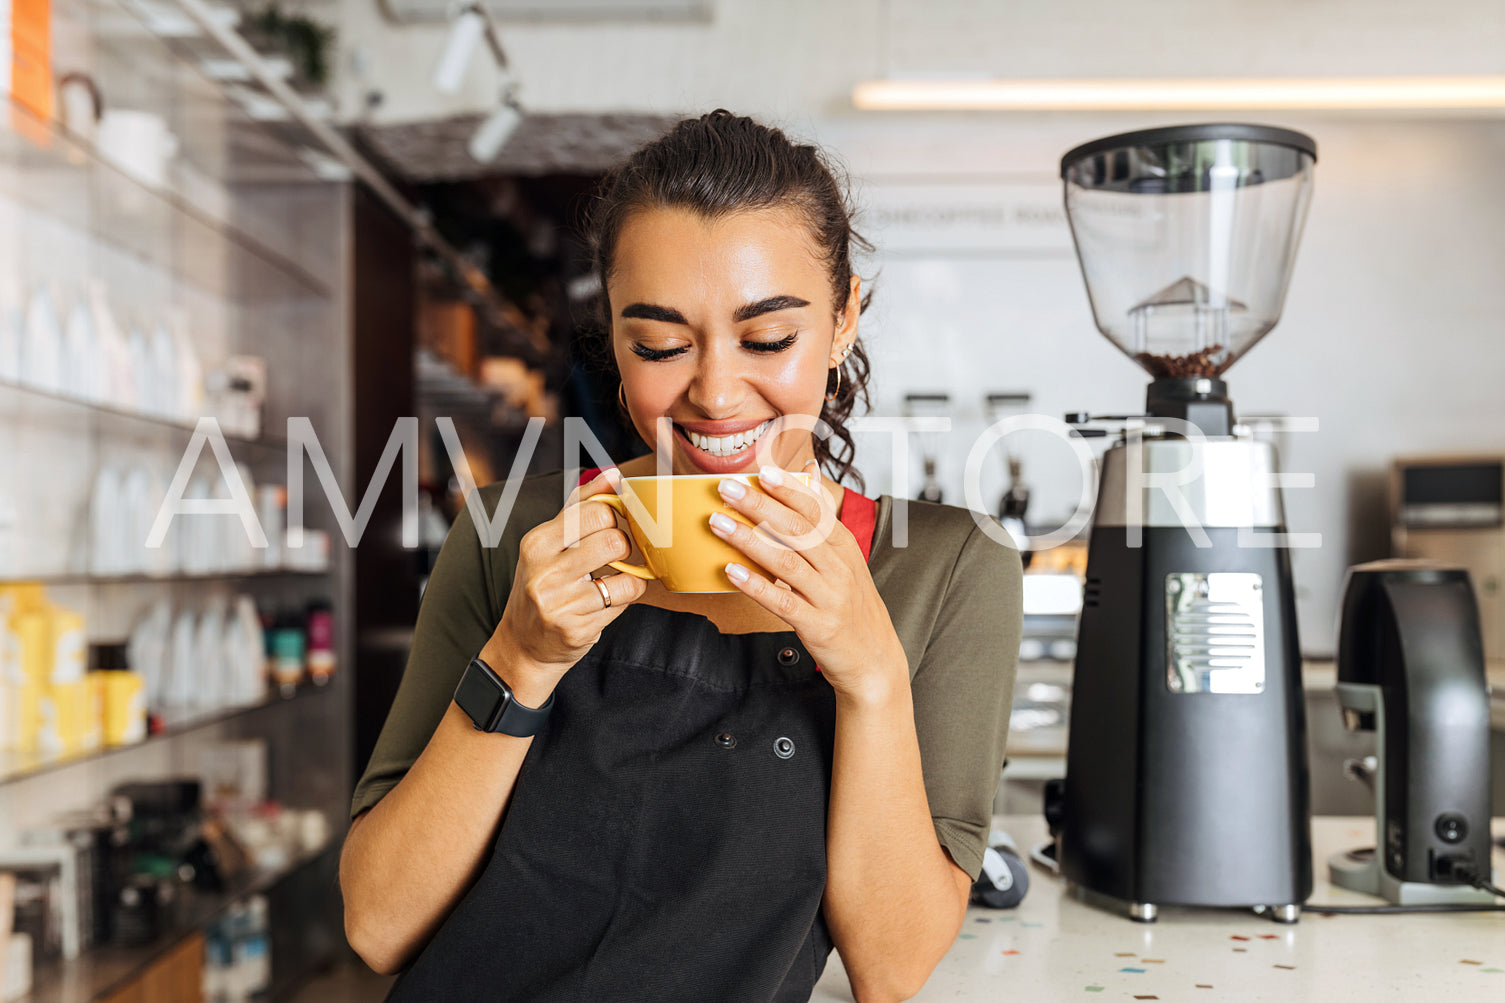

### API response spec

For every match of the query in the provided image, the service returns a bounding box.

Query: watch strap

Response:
[454,657,554,737]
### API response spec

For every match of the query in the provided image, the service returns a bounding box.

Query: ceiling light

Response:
[469,98,523,162]
[852,76,1505,111]
[433,7,487,94]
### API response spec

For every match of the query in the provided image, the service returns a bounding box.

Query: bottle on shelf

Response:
[268,613,305,697]
[305,600,335,686]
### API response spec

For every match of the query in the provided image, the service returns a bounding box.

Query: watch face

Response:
[455,660,507,730]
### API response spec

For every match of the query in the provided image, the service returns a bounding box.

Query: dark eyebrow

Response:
[619,303,688,324]
[619,295,811,326]
[734,295,810,323]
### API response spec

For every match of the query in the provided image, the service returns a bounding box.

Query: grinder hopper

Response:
[1061,124,1316,433]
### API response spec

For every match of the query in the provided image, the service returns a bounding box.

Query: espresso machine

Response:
[1055,125,1317,922]
[1329,561,1498,905]
[903,393,950,503]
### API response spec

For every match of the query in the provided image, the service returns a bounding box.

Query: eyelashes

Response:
[748,332,799,353]
[630,344,688,361]
[630,332,799,362]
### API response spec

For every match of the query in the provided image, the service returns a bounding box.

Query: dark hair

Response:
[586,109,873,492]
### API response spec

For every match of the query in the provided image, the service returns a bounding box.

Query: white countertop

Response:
[813,815,1505,1002]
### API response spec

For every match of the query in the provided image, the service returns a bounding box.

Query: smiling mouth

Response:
[678,420,773,459]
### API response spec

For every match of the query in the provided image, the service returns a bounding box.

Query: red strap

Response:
[842,491,877,563]
[578,466,877,560]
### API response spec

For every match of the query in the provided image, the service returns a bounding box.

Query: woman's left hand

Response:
[709,460,908,703]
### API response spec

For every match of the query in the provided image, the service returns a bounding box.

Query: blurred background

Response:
[1,1,1503,999]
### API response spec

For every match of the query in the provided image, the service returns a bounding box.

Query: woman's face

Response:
[609,205,859,476]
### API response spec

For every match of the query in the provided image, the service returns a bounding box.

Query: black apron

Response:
[387,603,839,1002]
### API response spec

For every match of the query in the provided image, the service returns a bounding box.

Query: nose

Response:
[685,343,746,417]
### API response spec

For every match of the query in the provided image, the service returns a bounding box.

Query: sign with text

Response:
[861,177,1073,256]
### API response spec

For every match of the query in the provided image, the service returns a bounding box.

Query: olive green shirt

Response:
[352,469,1022,881]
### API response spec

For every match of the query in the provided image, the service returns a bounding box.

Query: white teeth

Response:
[687,420,770,457]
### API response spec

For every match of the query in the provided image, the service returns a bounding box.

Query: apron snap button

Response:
[714,732,737,749]
[777,647,800,666]
[774,736,795,759]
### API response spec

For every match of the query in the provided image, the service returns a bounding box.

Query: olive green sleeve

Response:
[910,519,1023,881]
[349,486,514,820]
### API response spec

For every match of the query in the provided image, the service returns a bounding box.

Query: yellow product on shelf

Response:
[50,606,86,684]
[97,670,146,745]
[9,584,51,687]
[0,679,10,749]
[12,674,44,753]
[0,584,92,755]
[42,604,93,755]
[47,676,100,754]
[0,587,17,749]
[2,584,48,752]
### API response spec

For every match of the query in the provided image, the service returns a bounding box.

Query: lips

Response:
[671,420,776,474]
[681,420,771,457]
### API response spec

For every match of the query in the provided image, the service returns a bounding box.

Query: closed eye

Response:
[631,344,688,361]
[745,332,798,353]
[630,332,798,362]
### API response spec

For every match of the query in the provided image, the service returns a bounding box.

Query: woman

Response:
[340,111,1022,1003]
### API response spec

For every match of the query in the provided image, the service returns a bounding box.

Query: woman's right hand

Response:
[487,470,647,675]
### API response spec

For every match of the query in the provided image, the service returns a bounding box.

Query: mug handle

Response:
[583,495,656,580]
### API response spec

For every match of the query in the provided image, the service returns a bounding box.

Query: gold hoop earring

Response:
[824,365,841,403]
[618,383,628,411]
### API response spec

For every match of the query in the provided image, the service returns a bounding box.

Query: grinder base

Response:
[1328,847,1499,906]
[1065,880,1303,924]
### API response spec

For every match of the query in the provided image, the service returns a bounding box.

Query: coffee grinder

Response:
[1329,561,1499,905]
[1055,125,1317,922]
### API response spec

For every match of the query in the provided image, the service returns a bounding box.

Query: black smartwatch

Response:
[453,657,554,737]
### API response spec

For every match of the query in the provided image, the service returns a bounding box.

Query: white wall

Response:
[831,114,1505,654]
[336,0,1505,126]
[334,0,1505,651]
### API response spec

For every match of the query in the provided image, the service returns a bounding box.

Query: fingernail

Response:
[709,512,736,534]
[759,465,784,487]
[725,562,750,583]
[718,477,746,500]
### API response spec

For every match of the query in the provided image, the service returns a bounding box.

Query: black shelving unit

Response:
[22,842,338,1003]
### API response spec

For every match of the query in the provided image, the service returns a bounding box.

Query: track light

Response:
[469,93,523,162]
[433,1,514,98]
[433,6,486,94]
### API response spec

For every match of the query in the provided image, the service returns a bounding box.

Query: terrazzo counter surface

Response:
[814,814,1505,1002]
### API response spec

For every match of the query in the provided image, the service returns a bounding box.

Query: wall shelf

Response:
[0,378,289,452]
[23,840,337,1003]
[0,570,325,587]
[0,683,331,788]
[0,94,332,303]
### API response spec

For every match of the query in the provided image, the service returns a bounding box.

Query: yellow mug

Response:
[585,472,809,593]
